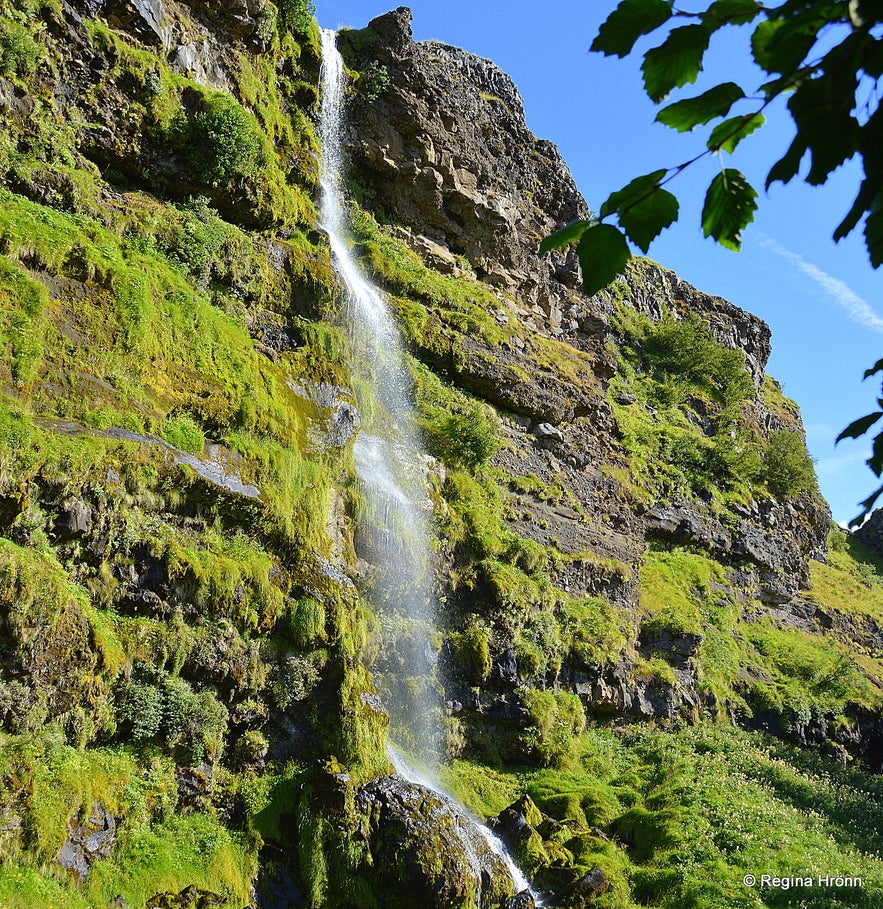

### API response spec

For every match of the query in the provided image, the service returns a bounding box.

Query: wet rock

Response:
[287,380,361,450]
[58,803,117,881]
[638,626,702,670]
[55,497,93,541]
[504,892,537,909]
[355,774,517,909]
[102,0,171,49]
[253,864,305,909]
[146,886,228,908]
[176,764,213,805]
[495,648,518,684]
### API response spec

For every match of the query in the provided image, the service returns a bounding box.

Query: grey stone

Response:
[533,422,564,443]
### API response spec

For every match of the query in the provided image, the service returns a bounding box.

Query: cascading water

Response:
[319,27,542,907]
[319,26,439,766]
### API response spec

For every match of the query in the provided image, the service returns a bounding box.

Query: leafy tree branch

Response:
[543,0,883,521]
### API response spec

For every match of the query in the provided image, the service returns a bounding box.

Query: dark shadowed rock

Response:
[551,867,609,907]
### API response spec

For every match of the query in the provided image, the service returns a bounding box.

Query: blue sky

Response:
[317,1,883,524]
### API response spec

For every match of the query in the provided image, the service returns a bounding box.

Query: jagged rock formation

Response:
[341,7,587,312]
[340,8,842,758]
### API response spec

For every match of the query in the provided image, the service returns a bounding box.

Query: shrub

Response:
[163,413,205,454]
[279,0,314,35]
[426,408,500,470]
[359,61,390,101]
[185,95,265,185]
[115,669,228,763]
[116,677,164,741]
[641,314,754,408]
[254,4,277,44]
[763,429,817,497]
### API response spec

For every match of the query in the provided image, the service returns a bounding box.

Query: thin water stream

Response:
[319,27,541,906]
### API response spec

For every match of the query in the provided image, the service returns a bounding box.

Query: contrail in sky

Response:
[760,236,883,333]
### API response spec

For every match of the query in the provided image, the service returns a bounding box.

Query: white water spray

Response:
[320,27,438,763]
[319,28,540,905]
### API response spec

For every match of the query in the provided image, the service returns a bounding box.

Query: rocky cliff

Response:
[0,2,882,908]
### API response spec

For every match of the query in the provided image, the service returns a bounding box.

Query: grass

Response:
[444,723,883,908]
[638,546,883,723]
[609,300,817,506]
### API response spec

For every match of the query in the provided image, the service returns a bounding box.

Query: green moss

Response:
[448,624,492,684]
[0,256,47,384]
[351,208,513,351]
[520,688,586,767]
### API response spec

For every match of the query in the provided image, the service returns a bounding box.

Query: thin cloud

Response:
[760,236,883,334]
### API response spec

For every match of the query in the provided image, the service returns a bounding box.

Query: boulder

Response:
[354,774,518,909]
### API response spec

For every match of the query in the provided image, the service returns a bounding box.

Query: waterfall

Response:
[319,27,438,766]
[319,28,541,906]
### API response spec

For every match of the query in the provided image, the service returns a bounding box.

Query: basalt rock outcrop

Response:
[342,8,587,313]
[340,8,835,751]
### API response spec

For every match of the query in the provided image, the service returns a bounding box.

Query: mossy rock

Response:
[351,775,517,909]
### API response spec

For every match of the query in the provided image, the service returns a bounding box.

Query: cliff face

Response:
[343,8,839,741]
[1,2,883,907]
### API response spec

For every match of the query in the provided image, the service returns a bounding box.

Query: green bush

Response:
[358,61,390,101]
[254,3,278,44]
[640,314,754,408]
[0,20,41,77]
[428,408,500,469]
[763,429,817,497]
[279,0,315,35]
[184,95,265,186]
[115,670,229,763]
[163,413,205,454]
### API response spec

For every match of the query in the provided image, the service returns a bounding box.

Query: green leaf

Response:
[707,112,766,153]
[601,171,679,253]
[621,190,679,253]
[701,169,758,251]
[834,179,877,241]
[870,431,883,477]
[766,136,806,190]
[656,82,745,132]
[642,25,711,103]
[836,411,883,443]
[576,225,632,296]
[786,78,860,187]
[591,0,673,57]
[850,483,883,527]
[863,358,883,380]
[600,169,668,218]
[865,201,883,268]
[751,17,815,75]
[540,219,592,254]
[702,0,762,28]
